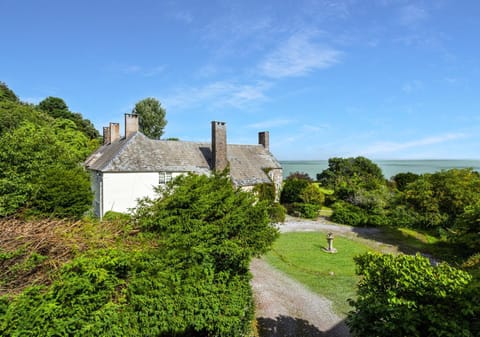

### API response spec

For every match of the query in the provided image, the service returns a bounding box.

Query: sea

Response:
[280,160,480,180]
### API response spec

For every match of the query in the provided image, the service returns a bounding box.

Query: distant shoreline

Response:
[280,159,480,180]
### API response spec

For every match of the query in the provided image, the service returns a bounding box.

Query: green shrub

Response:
[280,178,309,204]
[300,183,325,206]
[268,203,286,223]
[331,201,368,226]
[348,252,478,337]
[291,202,320,219]
[30,166,93,218]
[102,211,131,222]
[253,183,275,202]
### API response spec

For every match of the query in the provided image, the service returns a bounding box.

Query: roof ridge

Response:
[98,132,144,171]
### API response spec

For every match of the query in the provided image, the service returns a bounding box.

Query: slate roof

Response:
[85,132,282,186]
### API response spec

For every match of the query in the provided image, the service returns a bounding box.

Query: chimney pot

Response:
[211,121,228,171]
[103,126,111,145]
[125,113,139,138]
[110,122,120,143]
[259,131,269,150]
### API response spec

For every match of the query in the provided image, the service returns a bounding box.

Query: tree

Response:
[286,171,313,182]
[391,172,420,191]
[0,101,51,136]
[0,82,19,103]
[452,201,480,256]
[401,169,480,229]
[134,172,278,273]
[37,96,70,119]
[30,166,93,218]
[347,252,478,337]
[37,96,99,140]
[318,157,391,226]
[317,156,384,190]
[132,97,167,139]
[280,177,310,204]
[0,121,92,218]
[300,183,325,206]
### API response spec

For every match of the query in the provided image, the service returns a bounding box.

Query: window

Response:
[159,172,172,184]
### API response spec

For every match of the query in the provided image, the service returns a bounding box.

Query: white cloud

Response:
[247,119,292,129]
[108,63,165,77]
[360,133,467,156]
[302,124,330,132]
[399,4,429,26]
[164,80,271,110]
[402,80,424,93]
[260,31,342,78]
[172,11,193,24]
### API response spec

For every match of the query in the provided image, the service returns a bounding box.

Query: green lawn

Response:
[264,232,374,317]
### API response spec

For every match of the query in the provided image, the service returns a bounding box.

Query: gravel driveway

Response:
[250,217,364,337]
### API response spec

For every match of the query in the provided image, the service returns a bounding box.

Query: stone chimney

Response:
[125,113,139,138]
[259,131,269,150]
[110,122,120,143]
[103,126,110,145]
[211,121,228,172]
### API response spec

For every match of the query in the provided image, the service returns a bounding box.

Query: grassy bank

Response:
[264,231,373,316]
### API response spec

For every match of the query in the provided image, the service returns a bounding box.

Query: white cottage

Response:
[84,114,283,217]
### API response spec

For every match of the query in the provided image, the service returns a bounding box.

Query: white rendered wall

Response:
[101,172,184,215]
[102,172,159,215]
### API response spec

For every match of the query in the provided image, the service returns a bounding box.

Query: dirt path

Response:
[251,258,350,337]
[250,217,383,337]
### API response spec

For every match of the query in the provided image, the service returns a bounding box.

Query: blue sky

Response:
[1,0,480,160]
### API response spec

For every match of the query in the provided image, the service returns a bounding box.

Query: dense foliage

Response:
[316,157,480,256]
[317,156,384,190]
[37,96,99,139]
[132,97,167,139]
[0,83,97,218]
[280,173,325,219]
[253,183,286,222]
[347,252,479,336]
[0,173,277,336]
[0,82,19,103]
[135,172,279,273]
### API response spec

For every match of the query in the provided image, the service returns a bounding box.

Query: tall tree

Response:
[0,82,19,103]
[37,96,70,119]
[37,96,99,139]
[0,121,92,217]
[132,97,167,139]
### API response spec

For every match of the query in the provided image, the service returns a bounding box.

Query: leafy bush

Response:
[401,169,480,229]
[102,211,132,222]
[299,183,325,206]
[290,202,320,219]
[452,201,480,256]
[331,201,368,226]
[391,172,420,191]
[348,252,478,337]
[253,182,276,202]
[268,203,286,223]
[135,172,278,273]
[29,166,92,218]
[0,121,93,218]
[280,178,309,204]
[286,171,312,182]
